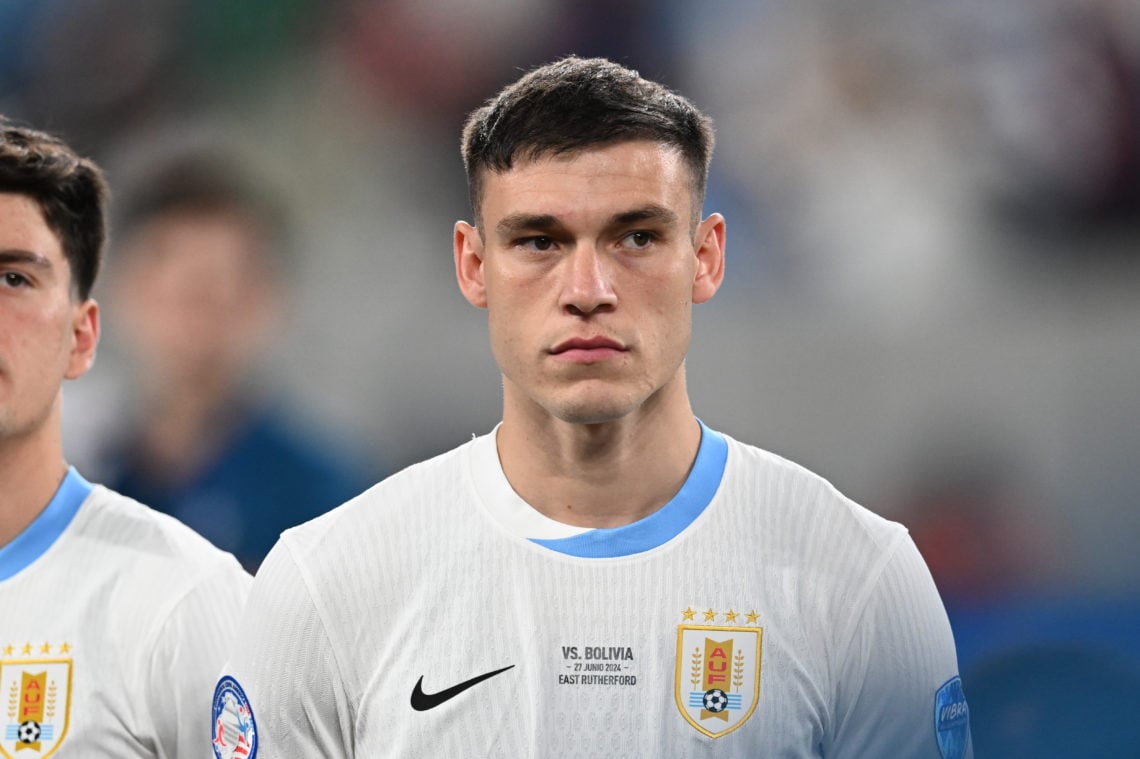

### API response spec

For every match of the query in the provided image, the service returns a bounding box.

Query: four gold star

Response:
[1,642,74,657]
[680,608,762,625]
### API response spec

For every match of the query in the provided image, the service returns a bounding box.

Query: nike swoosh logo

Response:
[410,665,515,711]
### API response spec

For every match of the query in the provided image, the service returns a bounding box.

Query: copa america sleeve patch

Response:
[212,675,258,759]
[933,676,970,759]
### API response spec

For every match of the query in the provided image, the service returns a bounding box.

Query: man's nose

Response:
[559,244,617,316]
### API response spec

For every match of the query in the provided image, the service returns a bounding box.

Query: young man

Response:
[89,155,372,572]
[0,118,251,756]
[216,57,971,758]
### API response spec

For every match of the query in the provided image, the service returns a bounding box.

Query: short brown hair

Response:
[112,151,292,278]
[461,56,715,224]
[0,117,109,300]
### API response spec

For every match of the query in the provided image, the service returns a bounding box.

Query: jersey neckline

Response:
[0,467,93,581]
[468,420,728,558]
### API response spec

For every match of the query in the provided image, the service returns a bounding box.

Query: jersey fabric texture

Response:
[219,423,971,758]
[0,468,251,758]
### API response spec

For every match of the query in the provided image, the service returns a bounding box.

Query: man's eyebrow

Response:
[495,213,562,237]
[610,204,680,227]
[494,205,681,237]
[0,249,53,269]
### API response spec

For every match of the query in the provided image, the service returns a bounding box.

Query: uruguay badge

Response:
[0,651,72,758]
[675,608,763,738]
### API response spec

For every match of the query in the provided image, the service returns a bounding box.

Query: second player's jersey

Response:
[0,468,251,758]
[217,424,971,758]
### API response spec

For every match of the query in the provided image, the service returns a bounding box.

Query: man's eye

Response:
[2,272,30,288]
[623,231,654,248]
[521,236,554,252]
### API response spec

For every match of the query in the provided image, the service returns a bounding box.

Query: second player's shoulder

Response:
[271,435,479,568]
[66,484,251,636]
[78,484,248,574]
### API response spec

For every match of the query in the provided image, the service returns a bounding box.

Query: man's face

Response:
[114,210,280,391]
[0,193,98,442]
[455,140,725,425]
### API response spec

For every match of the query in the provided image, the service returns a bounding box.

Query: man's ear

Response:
[65,298,100,380]
[692,213,726,304]
[454,221,488,308]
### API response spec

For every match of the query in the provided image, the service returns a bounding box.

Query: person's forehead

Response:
[0,192,63,252]
[126,208,270,256]
[0,190,48,221]
[133,205,264,236]
[480,142,693,214]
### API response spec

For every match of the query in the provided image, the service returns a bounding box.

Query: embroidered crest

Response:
[934,676,970,759]
[0,648,72,759]
[212,676,257,759]
[675,608,763,738]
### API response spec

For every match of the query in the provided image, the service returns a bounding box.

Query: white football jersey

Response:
[217,423,971,758]
[0,468,251,758]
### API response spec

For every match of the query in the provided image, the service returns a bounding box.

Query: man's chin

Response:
[550,395,637,426]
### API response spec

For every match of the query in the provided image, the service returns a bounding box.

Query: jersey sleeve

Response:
[213,537,355,757]
[141,559,252,759]
[826,534,973,759]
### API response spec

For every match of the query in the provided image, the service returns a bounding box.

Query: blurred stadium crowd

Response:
[3,0,1139,751]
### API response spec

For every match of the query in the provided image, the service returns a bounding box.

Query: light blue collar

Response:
[529,421,728,558]
[0,467,92,581]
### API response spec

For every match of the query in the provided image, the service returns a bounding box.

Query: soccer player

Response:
[0,117,251,757]
[216,57,971,758]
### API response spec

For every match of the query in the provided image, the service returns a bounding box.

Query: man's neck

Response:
[0,425,69,549]
[133,378,245,480]
[496,395,702,530]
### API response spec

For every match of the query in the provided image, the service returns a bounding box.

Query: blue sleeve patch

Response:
[933,675,970,759]
[212,675,258,759]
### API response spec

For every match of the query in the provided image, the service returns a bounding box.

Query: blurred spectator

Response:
[93,152,374,571]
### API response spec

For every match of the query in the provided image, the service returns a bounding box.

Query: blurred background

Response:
[4,0,1138,751]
